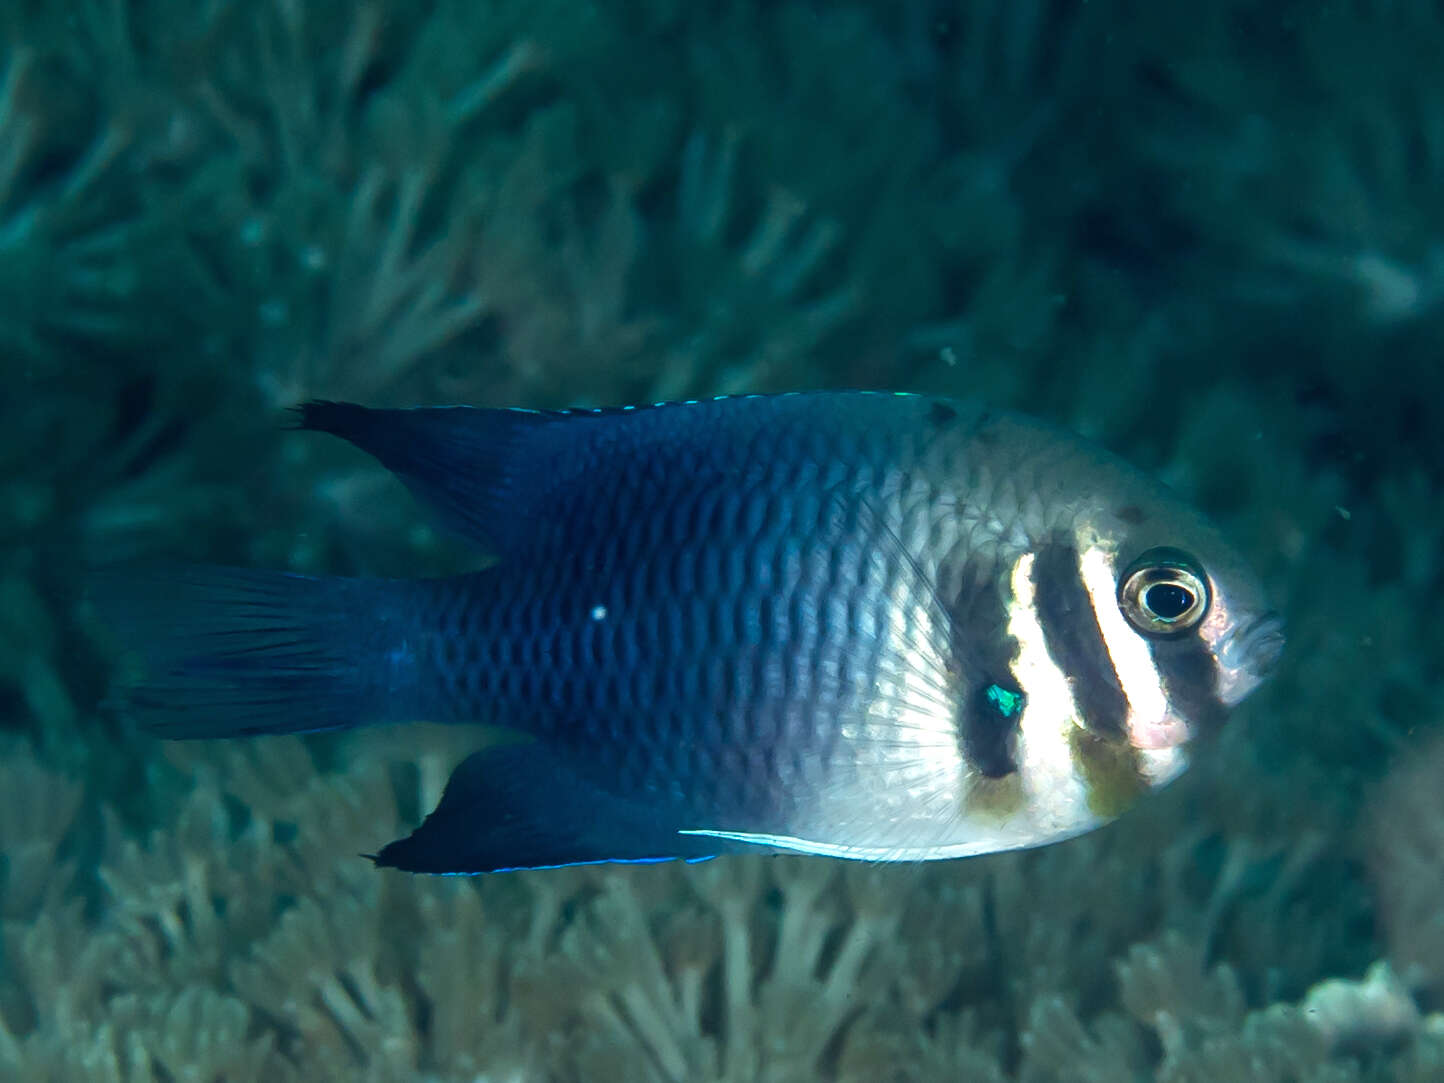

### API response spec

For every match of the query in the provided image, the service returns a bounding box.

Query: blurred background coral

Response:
[2,0,1442,1079]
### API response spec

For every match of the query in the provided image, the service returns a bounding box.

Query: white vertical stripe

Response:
[1076,545,1187,751]
[1006,553,1091,831]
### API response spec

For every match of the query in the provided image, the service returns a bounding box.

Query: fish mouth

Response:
[1211,610,1285,708]
[1237,611,1286,676]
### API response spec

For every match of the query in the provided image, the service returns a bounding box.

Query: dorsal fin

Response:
[296,394,941,558]
[298,400,580,556]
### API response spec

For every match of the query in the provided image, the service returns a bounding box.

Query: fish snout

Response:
[1227,611,1285,679]
[1212,610,1285,708]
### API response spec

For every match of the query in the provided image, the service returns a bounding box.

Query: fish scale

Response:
[428,406,935,825]
[93,392,1283,873]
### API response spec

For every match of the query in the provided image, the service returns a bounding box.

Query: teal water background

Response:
[2,2,1442,1079]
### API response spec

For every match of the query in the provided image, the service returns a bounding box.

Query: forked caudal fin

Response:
[90,564,425,739]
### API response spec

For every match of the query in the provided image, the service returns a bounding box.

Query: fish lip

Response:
[1236,611,1286,675]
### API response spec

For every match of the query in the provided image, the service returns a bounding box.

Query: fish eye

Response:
[1117,548,1210,636]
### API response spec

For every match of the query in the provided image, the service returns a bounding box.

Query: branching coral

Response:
[0,704,1430,1083]
[1136,1,1444,327]
[1021,934,1441,1083]
[1111,0,1444,505]
[166,0,503,408]
[0,743,81,920]
[0,47,153,360]
[1366,727,1444,1000]
[0,745,119,1079]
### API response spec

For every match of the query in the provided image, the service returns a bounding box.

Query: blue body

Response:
[95,392,1281,872]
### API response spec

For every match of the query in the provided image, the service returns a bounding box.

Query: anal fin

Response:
[372,743,732,874]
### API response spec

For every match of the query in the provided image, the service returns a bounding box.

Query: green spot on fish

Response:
[985,683,1024,719]
[1069,727,1148,821]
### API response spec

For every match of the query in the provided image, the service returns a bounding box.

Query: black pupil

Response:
[1144,581,1193,620]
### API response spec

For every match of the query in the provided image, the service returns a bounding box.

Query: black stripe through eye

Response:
[1150,637,1227,730]
[1032,541,1129,740]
